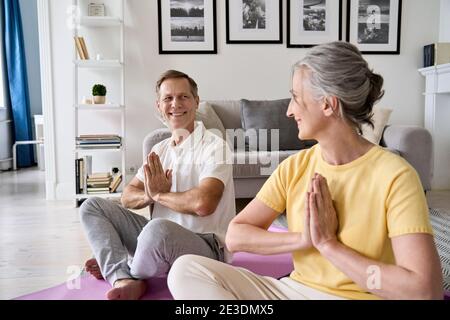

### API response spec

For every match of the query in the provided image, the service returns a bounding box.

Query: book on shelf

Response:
[76,135,122,149]
[423,43,450,68]
[74,36,86,60]
[87,177,112,187]
[109,174,122,193]
[78,36,90,60]
[73,36,90,60]
[79,134,121,139]
[87,178,112,187]
[88,182,111,188]
[78,136,120,139]
[75,159,80,193]
[78,137,121,142]
[87,187,110,191]
[77,135,122,146]
[87,176,111,182]
[75,155,92,194]
[87,188,111,194]
[78,141,122,145]
[84,156,92,192]
[77,144,122,149]
[79,158,84,192]
[89,172,111,179]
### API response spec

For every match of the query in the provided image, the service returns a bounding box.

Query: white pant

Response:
[168,254,345,300]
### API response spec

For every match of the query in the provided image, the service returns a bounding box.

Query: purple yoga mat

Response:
[15,251,293,300]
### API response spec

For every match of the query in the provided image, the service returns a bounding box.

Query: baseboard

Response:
[56,182,75,201]
[45,180,56,200]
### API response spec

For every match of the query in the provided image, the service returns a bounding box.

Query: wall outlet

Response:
[127,165,138,175]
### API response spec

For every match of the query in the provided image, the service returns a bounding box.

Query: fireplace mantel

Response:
[419,63,450,189]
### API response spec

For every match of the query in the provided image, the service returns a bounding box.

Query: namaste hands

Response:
[302,173,339,252]
[143,152,172,203]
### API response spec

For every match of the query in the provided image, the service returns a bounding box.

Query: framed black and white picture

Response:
[287,0,342,48]
[226,0,282,44]
[346,0,402,54]
[158,0,217,54]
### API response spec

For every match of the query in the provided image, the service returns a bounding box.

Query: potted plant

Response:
[92,84,107,104]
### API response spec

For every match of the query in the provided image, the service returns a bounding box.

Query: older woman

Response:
[167,42,443,300]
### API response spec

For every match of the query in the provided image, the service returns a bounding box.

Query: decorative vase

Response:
[93,95,106,104]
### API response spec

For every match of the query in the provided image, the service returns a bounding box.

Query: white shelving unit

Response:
[74,60,122,68]
[78,16,122,27]
[73,0,125,204]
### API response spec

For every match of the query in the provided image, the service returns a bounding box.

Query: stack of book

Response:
[87,173,112,194]
[77,134,122,149]
[74,36,90,60]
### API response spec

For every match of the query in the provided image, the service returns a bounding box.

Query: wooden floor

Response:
[0,167,449,300]
[0,168,91,299]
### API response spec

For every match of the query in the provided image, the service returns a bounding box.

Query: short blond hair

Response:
[156,70,198,98]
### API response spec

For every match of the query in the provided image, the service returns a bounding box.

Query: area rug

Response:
[429,208,450,293]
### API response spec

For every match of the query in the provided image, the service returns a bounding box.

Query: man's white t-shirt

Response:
[136,122,235,261]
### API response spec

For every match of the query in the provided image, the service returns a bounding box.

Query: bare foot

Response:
[106,278,147,300]
[84,258,104,280]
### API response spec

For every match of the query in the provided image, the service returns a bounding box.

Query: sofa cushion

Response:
[240,99,314,151]
[208,100,242,129]
[196,102,226,139]
[361,107,393,145]
[232,150,298,178]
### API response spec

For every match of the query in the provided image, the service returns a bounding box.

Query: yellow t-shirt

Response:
[256,144,433,300]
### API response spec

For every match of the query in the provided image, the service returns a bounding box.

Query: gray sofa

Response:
[143,100,433,198]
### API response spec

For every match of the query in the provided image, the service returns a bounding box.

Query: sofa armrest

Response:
[380,125,433,191]
[142,128,171,162]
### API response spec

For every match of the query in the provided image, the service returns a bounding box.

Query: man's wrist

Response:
[152,192,166,203]
[143,194,154,205]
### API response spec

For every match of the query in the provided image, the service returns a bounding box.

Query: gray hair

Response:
[293,41,384,133]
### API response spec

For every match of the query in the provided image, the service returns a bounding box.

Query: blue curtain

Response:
[1,0,34,167]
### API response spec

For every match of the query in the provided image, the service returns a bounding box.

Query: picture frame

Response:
[226,0,282,44]
[158,0,217,54]
[88,3,105,17]
[346,0,402,54]
[287,0,342,48]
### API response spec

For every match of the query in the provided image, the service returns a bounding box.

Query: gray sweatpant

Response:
[79,197,223,286]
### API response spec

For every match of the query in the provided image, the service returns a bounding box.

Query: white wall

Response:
[49,0,75,198]
[440,0,450,41]
[48,0,441,199]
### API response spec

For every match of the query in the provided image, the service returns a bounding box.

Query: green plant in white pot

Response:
[92,84,107,104]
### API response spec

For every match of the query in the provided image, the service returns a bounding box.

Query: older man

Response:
[80,70,235,300]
